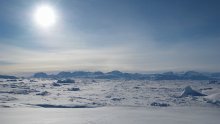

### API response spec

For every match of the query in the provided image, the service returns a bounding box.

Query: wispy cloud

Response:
[0,0,220,73]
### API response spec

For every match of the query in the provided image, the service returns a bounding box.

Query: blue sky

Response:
[0,0,220,74]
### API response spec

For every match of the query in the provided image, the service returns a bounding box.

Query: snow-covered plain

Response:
[0,78,220,124]
[1,79,220,107]
[1,107,220,124]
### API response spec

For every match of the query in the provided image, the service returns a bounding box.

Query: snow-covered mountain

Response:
[0,75,17,79]
[32,71,219,80]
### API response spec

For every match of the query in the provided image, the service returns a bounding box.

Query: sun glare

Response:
[34,5,56,28]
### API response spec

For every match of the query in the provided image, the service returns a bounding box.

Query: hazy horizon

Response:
[0,0,220,74]
[1,69,220,77]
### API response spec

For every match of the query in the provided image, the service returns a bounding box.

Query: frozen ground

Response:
[0,78,220,108]
[1,78,220,124]
[1,107,220,124]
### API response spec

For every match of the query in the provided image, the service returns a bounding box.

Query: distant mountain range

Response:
[1,71,219,80]
[32,71,220,80]
[0,75,17,79]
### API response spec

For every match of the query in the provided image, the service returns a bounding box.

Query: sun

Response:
[34,5,56,28]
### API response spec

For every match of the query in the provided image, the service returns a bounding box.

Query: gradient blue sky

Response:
[0,0,220,74]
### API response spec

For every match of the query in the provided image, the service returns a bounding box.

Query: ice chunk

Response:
[52,82,61,86]
[57,79,75,83]
[150,102,170,107]
[68,87,80,91]
[180,86,206,97]
[36,91,50,96]
[204,93,220,105]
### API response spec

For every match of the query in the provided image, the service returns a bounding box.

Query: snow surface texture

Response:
[0,78,220,108]
[1,79,220,124]
[1,107,220,124]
